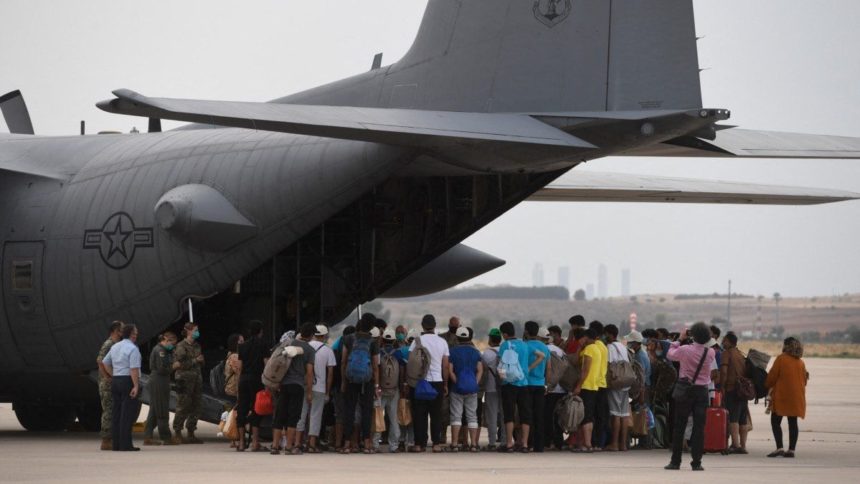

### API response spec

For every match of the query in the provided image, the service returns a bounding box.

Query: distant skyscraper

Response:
[586,283,595,300]
[621,268,631,297]
[598,264,608,298]
[558,266,570,291]
[532,263,544,287]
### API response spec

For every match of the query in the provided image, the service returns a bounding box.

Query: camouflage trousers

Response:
[99,380,112,438]
[173,373,202,432]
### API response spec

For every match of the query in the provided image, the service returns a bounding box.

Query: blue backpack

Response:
[498,343,525,384]
[346,336,373,384]
[414,379,438,401]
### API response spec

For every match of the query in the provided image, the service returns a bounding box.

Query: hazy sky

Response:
[2,0,859,298]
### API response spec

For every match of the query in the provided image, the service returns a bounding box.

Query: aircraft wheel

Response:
[13,401,76,432]
[75,402,102,432]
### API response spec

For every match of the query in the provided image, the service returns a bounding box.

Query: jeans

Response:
[449,393,478,429]
[411,382,444,447]
[544,392,565,449]
[373,393,401,451]
[344,382,374,441]
[526,386,546,452]
[670,385,709,467]
[483,392,505,446]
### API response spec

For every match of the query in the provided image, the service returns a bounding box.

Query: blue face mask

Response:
[164,344,175,351]
[192,330,200,340]
[396,333,406,342]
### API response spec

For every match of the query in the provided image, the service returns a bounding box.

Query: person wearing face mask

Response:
[143,331,178,446]
[101,323,142,451]
[172,322,205,444]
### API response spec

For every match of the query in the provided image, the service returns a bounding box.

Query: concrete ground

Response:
[1,358,858,483]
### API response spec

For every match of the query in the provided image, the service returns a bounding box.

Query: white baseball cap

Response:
[383,328,396,341]
[370,327,381,338]
[625,330,644,343]
[537,327,550,340]
[455,326,470,338]
[314,325,329,336]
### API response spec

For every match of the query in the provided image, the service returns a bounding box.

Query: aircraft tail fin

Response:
[381,0,702,113]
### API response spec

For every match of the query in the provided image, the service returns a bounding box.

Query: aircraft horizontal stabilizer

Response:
[530,171,860,205]
[96,89,596,150]
[620,128,860,159]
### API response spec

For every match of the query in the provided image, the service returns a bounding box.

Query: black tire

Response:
[75,402,102,432]
[13,402,76,432]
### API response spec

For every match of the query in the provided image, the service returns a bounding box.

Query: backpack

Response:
[628,352,647,400]
[607,344,637,390]
[546,352,569,389]
[406,335,430,388]
[555,394,584,433]
[557,353,581,393]
[346,336,374,384]
[209,359,226,397]
[414,379,438,401]
[745,349,771,402]
[380,350,401,391]
[479,347,500,392]
[651,358,678,404]
[453,348,479,395]
[261,343,303,391]
[497,343,525,385]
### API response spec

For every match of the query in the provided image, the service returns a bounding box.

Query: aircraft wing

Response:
[96,89,595,149]
[530,171,860,205]
[618,128,860,159]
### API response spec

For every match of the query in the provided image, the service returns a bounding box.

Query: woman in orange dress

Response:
[765,337,808,458]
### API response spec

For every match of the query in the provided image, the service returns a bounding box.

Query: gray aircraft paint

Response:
[0,0,858,427]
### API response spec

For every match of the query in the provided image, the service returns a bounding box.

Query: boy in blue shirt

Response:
[447,326,483,451]
[524,321,551,452]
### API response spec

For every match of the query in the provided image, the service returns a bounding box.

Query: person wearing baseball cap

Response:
[374,327,404,452]
[296,323,336,453]
[482,328,506,449]
[542,326,567,450]
[448,326,482,452]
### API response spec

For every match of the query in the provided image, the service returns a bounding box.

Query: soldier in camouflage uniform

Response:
[171,322,204,444]
[96,321,124,450]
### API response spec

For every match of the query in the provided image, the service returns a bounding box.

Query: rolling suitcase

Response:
[704,392,728,453]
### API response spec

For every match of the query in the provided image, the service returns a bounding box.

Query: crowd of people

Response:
[95,314,809,470]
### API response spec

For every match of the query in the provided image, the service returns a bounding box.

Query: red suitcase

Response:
[704,402,728,453]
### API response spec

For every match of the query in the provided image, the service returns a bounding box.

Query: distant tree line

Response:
[674,293,755,300]
[401,285,570,302]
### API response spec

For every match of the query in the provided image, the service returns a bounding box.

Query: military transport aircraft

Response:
[2,0,859,431]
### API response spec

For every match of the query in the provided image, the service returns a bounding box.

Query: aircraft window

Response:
[12,261,33,290]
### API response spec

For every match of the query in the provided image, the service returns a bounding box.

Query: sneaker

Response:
[664,463,681,471]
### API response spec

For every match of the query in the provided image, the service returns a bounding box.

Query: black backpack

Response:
[745,358,768,402]
[209,359,226,397]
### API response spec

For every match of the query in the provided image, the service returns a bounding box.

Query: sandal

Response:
[497,445,515,453]
[306,446,322,454]
[338,447,351,455]
[270,447,281,455]
[784,451,795,458]
[469,445,480,453]
[449,445,461,453]
[362,448,379,454]
[767,450,784,458]
[520,447,531,453]
[407,446,424,453]
[432,445,444,453]
[251,445,270,453]
[288,447,303,455]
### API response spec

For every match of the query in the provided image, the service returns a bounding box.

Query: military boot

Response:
[100,438,112,451]
[170,431,184,445]
[184,431,204,444]
[143,438,162,446]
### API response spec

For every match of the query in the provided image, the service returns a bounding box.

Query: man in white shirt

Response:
[605,324,631,451]
[409,314,450,452]
[297,324,337,452]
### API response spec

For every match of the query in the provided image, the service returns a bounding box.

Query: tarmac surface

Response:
[1,358,858,483]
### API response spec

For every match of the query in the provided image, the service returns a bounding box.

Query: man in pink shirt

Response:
[665,322,716,472]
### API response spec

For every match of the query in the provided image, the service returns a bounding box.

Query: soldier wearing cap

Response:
[96,321,123,450]
[171,322,204,444]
